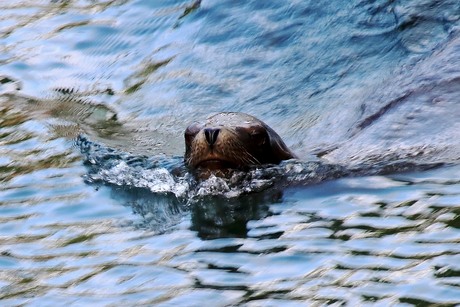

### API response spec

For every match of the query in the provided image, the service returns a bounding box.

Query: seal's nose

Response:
[204,128,220,146]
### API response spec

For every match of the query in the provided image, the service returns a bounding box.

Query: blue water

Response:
[1,0,460,305]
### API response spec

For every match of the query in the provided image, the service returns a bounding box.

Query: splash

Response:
[76,135,352,201]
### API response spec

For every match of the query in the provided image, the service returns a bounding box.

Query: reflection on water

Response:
[1,0,460,305]
[1,162,460,305]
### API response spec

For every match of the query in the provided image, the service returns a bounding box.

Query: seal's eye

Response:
[184,122,201,145]
[185,132,195,145]
[249,130,267,146]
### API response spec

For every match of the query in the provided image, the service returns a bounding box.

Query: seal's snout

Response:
[184,112,296,170]
[204,128,220,146]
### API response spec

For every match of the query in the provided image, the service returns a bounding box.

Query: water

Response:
[1,0,460,305]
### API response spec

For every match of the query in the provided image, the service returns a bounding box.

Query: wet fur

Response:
[184,112,296,170]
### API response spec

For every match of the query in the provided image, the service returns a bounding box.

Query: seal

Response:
[184,112,297,170]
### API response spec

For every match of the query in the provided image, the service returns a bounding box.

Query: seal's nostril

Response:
[204,128,220,146]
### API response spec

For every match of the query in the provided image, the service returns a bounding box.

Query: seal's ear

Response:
[265,125,297,162]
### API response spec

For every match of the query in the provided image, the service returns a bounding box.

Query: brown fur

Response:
[184,112,296,170]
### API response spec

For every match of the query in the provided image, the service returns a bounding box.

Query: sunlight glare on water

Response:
[1,0,460,305]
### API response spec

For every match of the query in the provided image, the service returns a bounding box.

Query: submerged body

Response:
[184,112,297,170]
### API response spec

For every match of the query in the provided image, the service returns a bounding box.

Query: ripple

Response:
[1,0,460,305]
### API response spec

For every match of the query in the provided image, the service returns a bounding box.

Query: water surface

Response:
[1,0,460,305]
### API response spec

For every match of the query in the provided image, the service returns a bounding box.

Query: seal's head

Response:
[184,112,296,170]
